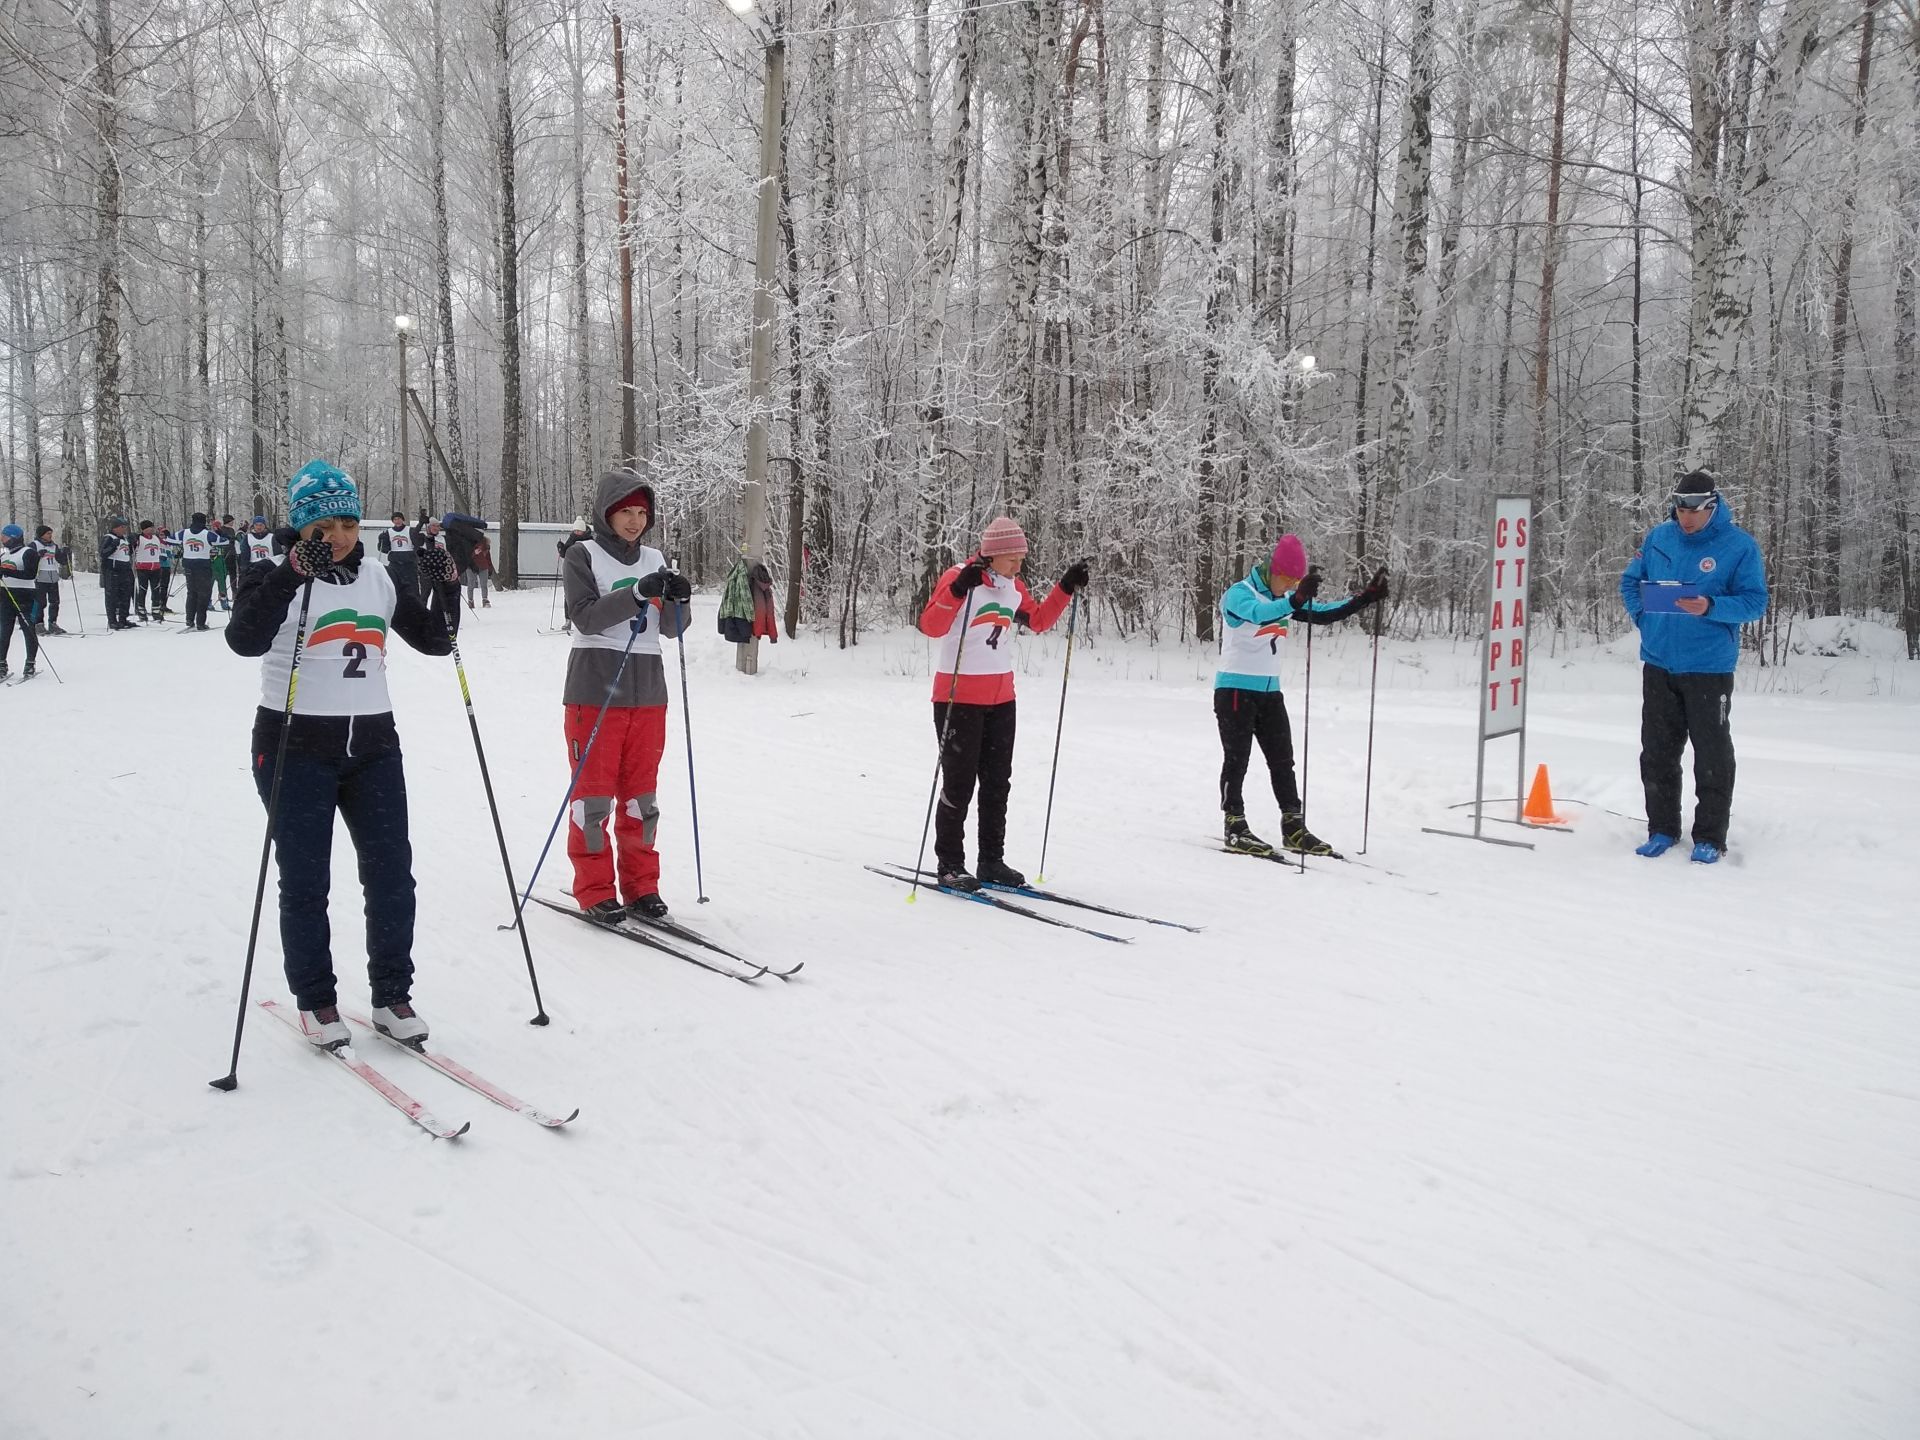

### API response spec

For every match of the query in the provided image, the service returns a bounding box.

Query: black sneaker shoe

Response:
[976,858,1027,888]
[935,867,981,893]
[1224,813,1276,857]
[583,898,625,921]
[626,893,669,921]
[1281,813,1334,856]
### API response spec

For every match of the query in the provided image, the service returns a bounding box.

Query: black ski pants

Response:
[182,562,214,628]
[0,588,38,666]
[34,581,59,627]
[1640,664,1736,849]
[105,566,133,625]
[932,699,1017,872]
[136,569,165,615]
[1215,687,1301,817]
[252,740,417,1012]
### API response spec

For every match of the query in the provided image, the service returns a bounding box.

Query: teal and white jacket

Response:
[1215,564,1370,693]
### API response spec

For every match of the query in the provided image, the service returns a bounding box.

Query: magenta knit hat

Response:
[1271,534,1308,578]
[980,516,1029,558]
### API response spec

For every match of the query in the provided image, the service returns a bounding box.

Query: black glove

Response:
[1058,560,1091,595]
[661,571,692,602]
[949,559,987,599]
[1358,566,1389,606]
[290,537,335,579]
[1289,568,1321,608]
[636,569,687,600]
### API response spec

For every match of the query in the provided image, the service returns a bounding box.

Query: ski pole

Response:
[211,577,316,1091]
[502,612,647,927]
[1360,572,1385,856]
[1035,591,1079,883]
[673,596,708,903]
[909,567,981,902]
[451,635,550,1025]
[68,571,87,635]
[1298,610,1314,875]
[2,586,59,683]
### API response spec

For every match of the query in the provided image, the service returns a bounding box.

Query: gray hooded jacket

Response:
[561,466,687,707]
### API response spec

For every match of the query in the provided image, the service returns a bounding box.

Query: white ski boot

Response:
[298,1005,351,1050]
[372,1002,429,1049]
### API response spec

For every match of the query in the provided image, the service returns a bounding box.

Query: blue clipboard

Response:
[1640,581,1702,614]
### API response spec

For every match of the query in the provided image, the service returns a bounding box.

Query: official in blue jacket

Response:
[1618,471,1769,863]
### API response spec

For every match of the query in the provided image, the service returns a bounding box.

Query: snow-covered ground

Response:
[4,584,1915,1439]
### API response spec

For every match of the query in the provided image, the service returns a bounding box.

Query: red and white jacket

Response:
[917,563,1072,706]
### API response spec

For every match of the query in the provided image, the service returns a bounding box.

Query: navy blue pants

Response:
[253,743,417,1011]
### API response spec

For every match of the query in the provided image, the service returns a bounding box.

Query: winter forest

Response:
[1,0,1914,654]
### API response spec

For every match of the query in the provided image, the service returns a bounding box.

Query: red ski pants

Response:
[564,703,667,907]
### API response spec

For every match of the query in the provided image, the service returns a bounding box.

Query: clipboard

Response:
[1639,580,1702,614]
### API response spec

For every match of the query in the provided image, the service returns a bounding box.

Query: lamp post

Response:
[720,0,782,675]
[396,314,413,516]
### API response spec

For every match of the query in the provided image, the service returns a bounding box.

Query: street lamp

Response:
[396,314,413,517]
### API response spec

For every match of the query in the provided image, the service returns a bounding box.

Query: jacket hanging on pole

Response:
[749,563,778,643]
[717,557,753,644]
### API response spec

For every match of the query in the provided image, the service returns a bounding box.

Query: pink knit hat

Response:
[1271,534,1308,578]
[980,516,1029,558]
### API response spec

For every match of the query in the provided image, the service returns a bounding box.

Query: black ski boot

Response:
[936,865,981,893]
[976,858,1028,888]
[1281,812,1334,856]
[582,898,625,921]
[1224,813,1276,857]
[627,893,669,922]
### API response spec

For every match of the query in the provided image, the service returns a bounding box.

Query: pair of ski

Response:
[262,999,577,1140]
[866,864,1201,944]
[528,895,800,982]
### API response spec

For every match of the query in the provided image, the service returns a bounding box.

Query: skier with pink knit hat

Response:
[1215,534,1387,857]
[915,517,1090,892]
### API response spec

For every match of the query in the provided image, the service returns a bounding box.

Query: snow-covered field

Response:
[4,584,1916,1440]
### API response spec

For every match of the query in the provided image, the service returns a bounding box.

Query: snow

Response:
[4,587,1916,1440]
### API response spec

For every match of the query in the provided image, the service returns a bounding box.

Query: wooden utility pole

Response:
[613,12,638,464]
[736,38,785,675]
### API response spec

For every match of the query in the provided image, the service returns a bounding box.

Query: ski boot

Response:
[1634,833,1677,858]
[1280,812,1334,857]
[1223,813,1276,857]
[626,893,670,921]
[582,898,625,921]
[976,858,1027,888]
[935,866,981,893]
[1689,841,1722,865]
[298,1005,351,1050]
[372,1002,429,1049]
[0,664,8,682]
[22,661,35,680]
[46,622,66,635]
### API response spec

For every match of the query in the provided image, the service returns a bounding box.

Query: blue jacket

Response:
[1619,502,1768,674]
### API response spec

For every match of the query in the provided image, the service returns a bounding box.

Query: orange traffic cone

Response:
[1522,764,1562,825]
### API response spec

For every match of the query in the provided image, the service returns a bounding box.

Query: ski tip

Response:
[441,1121,472,1140]
[552,1108,581,1126]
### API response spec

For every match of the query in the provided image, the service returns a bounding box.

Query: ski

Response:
[865,865,1132,944]
[893,866,1201,933]
[259,1000,470,1139]
[1214,845,1437,895]
[342,1011,578,1128]
[624,912,803,979]
[529,895,768,981]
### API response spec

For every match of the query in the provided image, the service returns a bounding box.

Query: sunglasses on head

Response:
[1671,489,1718,511]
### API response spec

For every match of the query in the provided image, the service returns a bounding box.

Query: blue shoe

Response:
[1690,841,1722,865]
[1635,834,1677,858]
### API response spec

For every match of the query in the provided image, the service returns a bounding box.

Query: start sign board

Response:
[1482,496,1532,738]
